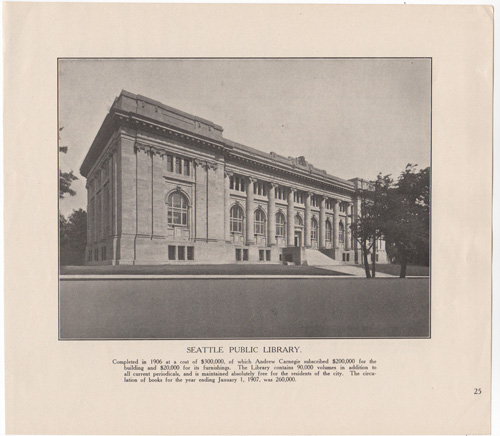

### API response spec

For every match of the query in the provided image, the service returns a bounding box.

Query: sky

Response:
[58,58,431,216]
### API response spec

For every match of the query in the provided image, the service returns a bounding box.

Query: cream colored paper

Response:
[3,4,492,435]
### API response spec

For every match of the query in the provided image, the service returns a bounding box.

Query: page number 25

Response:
[474,388,482,395]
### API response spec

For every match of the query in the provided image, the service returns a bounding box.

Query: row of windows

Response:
[230,207,267,235]
[229,205,345,241]
[88,246,107,262]
[294,191,305,204]
[116,191,352,242]
[168,245,194,261]
[89,156,113,198]
[253,181,267,196]
[311,194,320,208]
[229,175,246,192]
[275,186,286,200]
[166,155,191,176]
[235,248,248,261]
[88,183,111,243]
[228,174,352,213]
[235,248,272,262]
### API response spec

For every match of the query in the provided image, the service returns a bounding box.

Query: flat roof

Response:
[81,90,356,191]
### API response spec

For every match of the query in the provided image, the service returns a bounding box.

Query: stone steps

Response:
[304,249,344,266]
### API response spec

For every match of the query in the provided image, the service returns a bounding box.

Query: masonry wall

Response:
[83,126,387,266]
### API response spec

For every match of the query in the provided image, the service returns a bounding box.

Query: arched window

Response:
[254,209,265,235]
[167,191,188,226]
[325,220,332,241]
[276,212,285,237]
[338,221,345,244]
[311,218,318,241]
[230,205,244,234]
[294,214,303,227]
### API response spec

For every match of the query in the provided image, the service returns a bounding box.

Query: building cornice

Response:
[80,91,357,196]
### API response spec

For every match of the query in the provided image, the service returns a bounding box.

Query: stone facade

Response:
[80,91,387,265]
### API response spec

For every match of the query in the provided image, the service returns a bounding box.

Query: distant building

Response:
[80,91,387,265]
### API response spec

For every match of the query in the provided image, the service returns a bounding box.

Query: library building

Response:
[80,91,387,265]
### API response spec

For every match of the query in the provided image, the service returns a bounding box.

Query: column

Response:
[353,195,362,262]
[207,162,225,241]
[246,177,255,245]
[286,187,295,246]
[152,151,166,237]
[107,157,113,238]
[112,152,118,236]
[224,171,232,242]
[304,192,311,247]
[194,159,207,241]
[268,183,276,246]
[333,199,339,250]
[346,203,352,250]
[136,144,153,236]
[117,135,137,263]
[319,196,326,249]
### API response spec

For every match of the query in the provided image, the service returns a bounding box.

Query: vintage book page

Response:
[3,4,493,435]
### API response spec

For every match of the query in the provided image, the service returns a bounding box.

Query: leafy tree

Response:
[59,127,78,199]
[60,209,87,265]
[383,165,430,278]
[351,174,392,278]
[59,169,78,198]
[350,165,429,279]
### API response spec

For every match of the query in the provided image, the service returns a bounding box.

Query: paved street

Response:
[59,277,430,339]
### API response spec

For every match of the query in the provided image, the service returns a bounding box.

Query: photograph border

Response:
[57,56,432,341]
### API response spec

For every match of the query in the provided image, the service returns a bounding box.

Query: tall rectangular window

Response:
[96,193,101,241]
[259,250,264,261]
[276,213,285,237]
[104,185,110,237]
[168,246,176,260]
[243,249,249,261]
[187,246,194,260]
[175,157,182,174]
[230,175,247,192]
[266,250,271,261]
[254,209,265,235]
[235,248,242,261]
[183,160,190,176]
[230,206,244,233]
[167,155,173,172]
[178,246,185,260]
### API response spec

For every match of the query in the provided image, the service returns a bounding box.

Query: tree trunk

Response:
[400,261,407,278]
[371,236,377,278]
[362,241,371,278]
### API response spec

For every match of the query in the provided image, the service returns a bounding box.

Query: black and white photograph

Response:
[5,4,493,435]
[58,58,431,340]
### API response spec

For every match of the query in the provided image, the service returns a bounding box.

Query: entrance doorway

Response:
[294,230,302,247]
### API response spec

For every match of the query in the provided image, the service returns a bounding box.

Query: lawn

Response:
[60,263,348,276]
[59,277,430,339]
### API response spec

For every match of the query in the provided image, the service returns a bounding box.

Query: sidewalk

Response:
[315,265,397,277]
